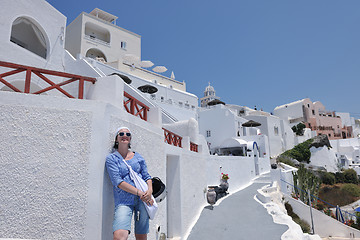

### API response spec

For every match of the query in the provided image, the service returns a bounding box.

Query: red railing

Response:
[190,142,198,152]
[0,61,96,99]
[124,92,149,121]
[163,128,182,148]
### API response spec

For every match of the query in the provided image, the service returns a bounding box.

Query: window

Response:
[274,127,279,135]
[11,17,48,59]
[206,130,211,137]
[121,41,127,50]
[312,110,315,115]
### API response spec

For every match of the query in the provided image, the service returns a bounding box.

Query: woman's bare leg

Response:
[114,229,129,240]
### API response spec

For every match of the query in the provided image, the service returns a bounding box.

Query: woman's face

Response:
[117,129,131,147]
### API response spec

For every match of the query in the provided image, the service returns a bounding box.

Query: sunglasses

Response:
[118,132,131,137]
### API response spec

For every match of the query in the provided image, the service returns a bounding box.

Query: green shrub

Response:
[344,169,359,184]
[285,202,294,215]
[296,219,311,233]
[320,172,335,185]
[282,139,313,163]
[341,184,360,197]
[285,202,310,233]
[277,155,296,167]
[292,123,306,136]
[335,172,345,183]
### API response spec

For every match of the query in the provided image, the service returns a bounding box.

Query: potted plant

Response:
[220,173,229,190]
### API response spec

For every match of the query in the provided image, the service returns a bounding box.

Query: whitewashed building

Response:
[0,1,272,240]
[274,98,353,140]
[243,110,295,158]
[64,8,198,123]
[199,88,295,158]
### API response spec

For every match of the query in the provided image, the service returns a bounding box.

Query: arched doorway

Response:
[85,48,107,62]
[10,17,48,59]
[253,142,260,175]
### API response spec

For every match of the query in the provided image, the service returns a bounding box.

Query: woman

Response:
[106,127,154,240]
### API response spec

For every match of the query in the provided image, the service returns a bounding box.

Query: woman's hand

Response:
[140,189,153,205]
[147,198,154,206]
[140,189,152,201]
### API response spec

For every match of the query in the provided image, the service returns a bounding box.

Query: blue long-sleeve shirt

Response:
[105,151,152,206]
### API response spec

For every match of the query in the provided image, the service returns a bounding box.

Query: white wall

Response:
[207,154,270,192]
[272,163,298,196]
[0,85,215,240]
[198,105,251,152]
[207,156,256,190]
[244,115,284,157]
[336,112,353,127]
[280,119,295,152]
[285,196,360,238]
[0,0,66,72]
[273,100,304,124]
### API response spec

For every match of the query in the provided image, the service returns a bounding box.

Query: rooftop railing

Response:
[0,61,96,99]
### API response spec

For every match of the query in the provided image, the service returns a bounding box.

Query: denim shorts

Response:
[113,199,149,234]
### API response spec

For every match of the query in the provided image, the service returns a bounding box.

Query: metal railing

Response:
[123,92,149,121]
[190,142,198,152]
[0,61,96,99]
[163,128,182,148]
[280,178,357,227]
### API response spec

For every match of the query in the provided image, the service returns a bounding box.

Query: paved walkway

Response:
[187,173,289,240]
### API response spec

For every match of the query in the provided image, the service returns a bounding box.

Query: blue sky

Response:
[48,0,360,117]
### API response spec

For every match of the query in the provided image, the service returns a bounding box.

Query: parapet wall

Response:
[0,90,166,240]
[207,155,271,192]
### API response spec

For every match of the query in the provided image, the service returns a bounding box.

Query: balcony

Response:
[84,34,110,47]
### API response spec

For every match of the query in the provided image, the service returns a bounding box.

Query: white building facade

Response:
[274,98,353,140]
[0,1,272,240]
